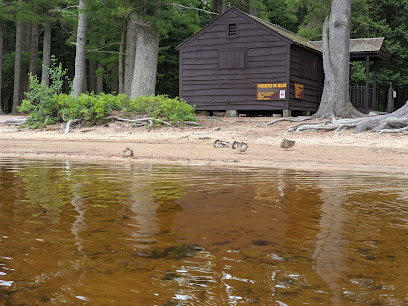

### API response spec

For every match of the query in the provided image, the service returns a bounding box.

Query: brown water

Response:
[0,158,408,305]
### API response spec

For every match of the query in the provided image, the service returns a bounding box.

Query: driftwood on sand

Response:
[0,118,27,125]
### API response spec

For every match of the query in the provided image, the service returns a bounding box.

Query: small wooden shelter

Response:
[310,38,387,113]
[176,8,387,116]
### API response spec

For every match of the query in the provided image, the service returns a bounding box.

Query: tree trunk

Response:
[96,61,104,94]
[88,59,97,93]
[96,37,105,94]
[0,17,3,114]
[212,0,227,20]
[124,18,137,97]
[111,67,119,94]
[41,24,51,86]
[130,24,159,98]
[20,23,31,99]
[118,24,125,95]
[72,0,88,97]
[29,23,39,76]
[12,20,23,114]
[249,0,258,16]
[314,0,362,119]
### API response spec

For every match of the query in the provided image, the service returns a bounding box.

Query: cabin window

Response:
[218,50,247,69]
[227,23,238,37]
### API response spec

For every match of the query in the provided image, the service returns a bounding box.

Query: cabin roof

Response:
[247,14,321,52]
[176,7,320,52]
[177,7,387,60]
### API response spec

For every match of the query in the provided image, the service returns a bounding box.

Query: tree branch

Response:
[166,3,219,15]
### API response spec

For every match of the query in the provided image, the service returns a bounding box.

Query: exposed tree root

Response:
[288,101,408,134]
[288,120,331,132]
[147,120,154,132]
[64,118,83,135]
[256,116,311,127]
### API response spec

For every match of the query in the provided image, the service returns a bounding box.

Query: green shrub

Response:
[126,95,196,124]
[19,60,196,127]
[57,93,128,123]
[18,58,69,124]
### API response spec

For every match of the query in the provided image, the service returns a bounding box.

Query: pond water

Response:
[0,158,408,305]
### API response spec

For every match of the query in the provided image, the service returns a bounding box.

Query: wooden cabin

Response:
[176,7,324,116]
[177,7,387,116]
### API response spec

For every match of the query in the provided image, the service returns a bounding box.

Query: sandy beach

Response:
[1,114,407,176]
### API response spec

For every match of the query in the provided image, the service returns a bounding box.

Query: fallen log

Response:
[289,120,331,132]
[107,116,171,127]
[0,118,27,125]
[264,116,312,127]
[295,124,339,132]
[183,121,204,126]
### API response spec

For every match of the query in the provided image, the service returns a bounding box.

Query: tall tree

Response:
[41,23,51,86]
[124,17,136,96]
[96,36,105,94]
[29,22,38,76]
[314,0,361,118]
[12,19,23,114]
[88,59,96,93]
[130,1,161,98]
[118,24,125,94]
[72,0,88,96]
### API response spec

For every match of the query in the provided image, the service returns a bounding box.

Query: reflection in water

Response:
[313,176,348,304]
[0,158,408,304]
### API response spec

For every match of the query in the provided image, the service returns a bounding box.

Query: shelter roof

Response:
[309,37,387,60]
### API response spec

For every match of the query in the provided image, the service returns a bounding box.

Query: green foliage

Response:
[126,95,196,123]
[21,85,196,127]
[286,0,330,40]
[19,58,69,124]
[56,93,128,122]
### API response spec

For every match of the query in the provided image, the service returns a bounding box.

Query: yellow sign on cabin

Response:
[257,83,287,100]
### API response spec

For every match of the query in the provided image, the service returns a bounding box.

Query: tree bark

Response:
[72,0,88,97]
[41,24,52,86]
[314,0,362,119]
[0,15,3,114]
[96,61,104,94]
[88,59,96,93]
[212,0,227,20]
[118,24,125,95]
[12,20,23,114]
[249,1,258,16]
[124,18,137,97]
[111,67,119,94]
[19,23,31,100]
[130,24,159,98]
[96,37,105,94]
[29,23,39,76]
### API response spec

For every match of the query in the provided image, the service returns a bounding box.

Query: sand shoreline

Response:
[1,114,408,176]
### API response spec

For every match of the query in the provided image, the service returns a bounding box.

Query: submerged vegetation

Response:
[18,61,196,129]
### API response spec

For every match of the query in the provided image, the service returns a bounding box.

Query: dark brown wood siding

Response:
[288,45,324,111]
[179,9,290,111]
